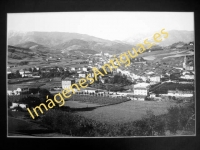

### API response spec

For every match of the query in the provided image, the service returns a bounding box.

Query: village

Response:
[7,11,196,137]
[7,41,194,107]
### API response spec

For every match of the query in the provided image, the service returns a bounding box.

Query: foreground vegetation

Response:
[8,88,195,136]
[40,100,195,136]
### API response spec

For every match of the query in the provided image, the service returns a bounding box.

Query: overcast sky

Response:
[7,12,194,41]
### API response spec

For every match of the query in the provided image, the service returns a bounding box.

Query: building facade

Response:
[61,78,75,89]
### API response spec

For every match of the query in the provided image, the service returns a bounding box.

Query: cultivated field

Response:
[142,49,193,61]
[74,100,177,124]
[64,101,101,108]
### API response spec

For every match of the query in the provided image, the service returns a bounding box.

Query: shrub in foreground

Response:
[40,103,195,136]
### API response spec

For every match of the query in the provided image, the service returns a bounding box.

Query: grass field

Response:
[64,101,101,108]
[75,100,177,125]
[141,49,193,62]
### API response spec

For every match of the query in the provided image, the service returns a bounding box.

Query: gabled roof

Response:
[24,71,32,73]
[134,82,150,88]
[62,77,75,81]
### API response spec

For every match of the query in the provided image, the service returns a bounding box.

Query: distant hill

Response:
[8,31,114,47]
[14,41,50,53]
[8,31,134,54]
[123,30,194,47]
[8,45,35,59]
[15,41,44,49]
[54,39,133,54]
[8,30,194,55]
[159,30,194,46]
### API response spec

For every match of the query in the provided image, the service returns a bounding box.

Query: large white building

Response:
[61,78,75,89]
[133,83,150,101]
[168,90,193,97]
[180,74,194,80]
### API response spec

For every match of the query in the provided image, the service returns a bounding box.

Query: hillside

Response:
[54,39,133,54]
[15,41,50,53]
[124,30,194,47]
[8,45,35,59]
[7,31,134,54]
[160,30,194,46]
[8,31,114,47]
[8,30,194,55]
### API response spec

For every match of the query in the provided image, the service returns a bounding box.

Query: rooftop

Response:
[62,77,75,81]
[134,83,150,88]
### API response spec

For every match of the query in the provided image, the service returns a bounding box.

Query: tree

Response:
[33,67,37,72]
[15,70,21,78]
[29,68,32,72]
[166,106,180,134]
[142,110,165,135]
[172,96,176,100]
[19,96,41,108]
[8,99,12,108]
[38,69,42,75]
[39,89,54,103]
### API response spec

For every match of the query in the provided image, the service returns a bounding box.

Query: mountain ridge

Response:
[8,30,194,54]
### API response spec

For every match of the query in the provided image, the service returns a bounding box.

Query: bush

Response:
[8,99,12,108]
[40,102,195,136]
[19,96,41,108]
[41,109,165,136]
[166,106,180,134]
[166,103,195,134]
[39,89,54,103]
[130,110,166,136]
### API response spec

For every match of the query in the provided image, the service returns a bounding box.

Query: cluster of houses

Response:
[7,46,194,101]
[170,42,194,51]
[115,68,161,84]
[7,66,41,78]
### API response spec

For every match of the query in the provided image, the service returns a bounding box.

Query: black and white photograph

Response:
[7,12,195,137]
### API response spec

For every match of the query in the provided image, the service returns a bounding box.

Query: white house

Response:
[7,90,13,95]
[10,103,27,110]
[70,67,75,71]
[24,71,33,77]
[168,90,193,97]
[7,70,12,74]
[19,69,24,76]
[77,87,97,94]
[180,74,194,80]
[150,93,156,98]
[82,67,87,72]
[61,78,75,89]
[78,73,86,78]
[13,88,22,95]
[150,75,160,83]
[133,83,150,98]
[104,53,109,56]
[19,70,33,77]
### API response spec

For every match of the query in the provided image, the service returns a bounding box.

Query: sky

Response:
[7,12,194,41]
